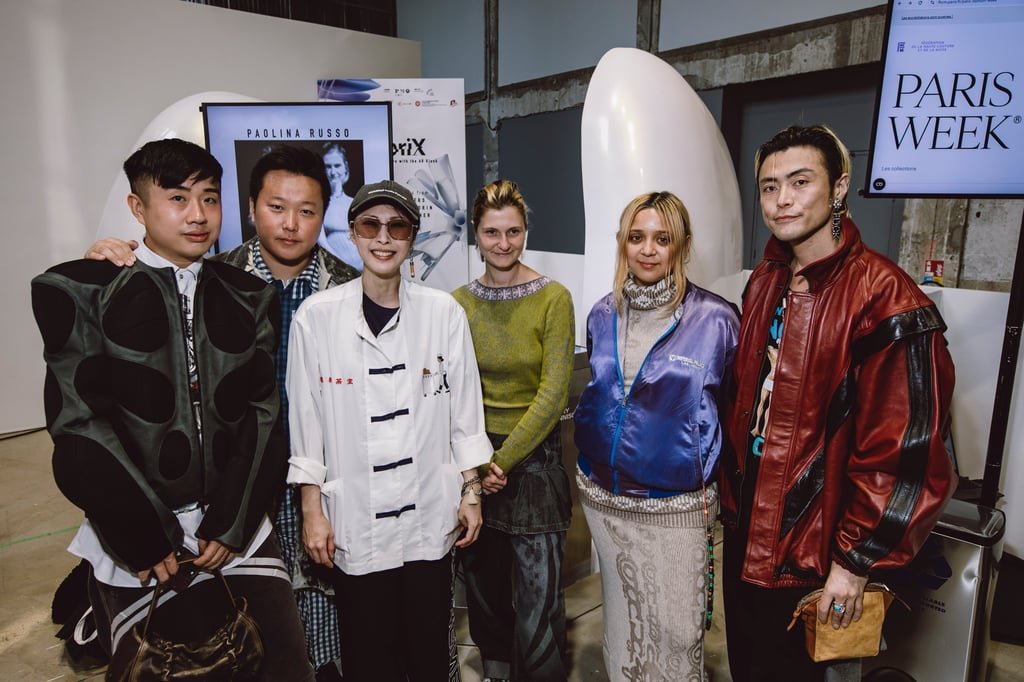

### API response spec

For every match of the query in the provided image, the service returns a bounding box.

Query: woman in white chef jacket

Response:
[286,180,493,682]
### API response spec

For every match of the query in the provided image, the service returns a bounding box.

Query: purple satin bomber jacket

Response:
[575,281,739,498]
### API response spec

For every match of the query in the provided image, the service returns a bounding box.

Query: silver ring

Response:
[832,601,847,615]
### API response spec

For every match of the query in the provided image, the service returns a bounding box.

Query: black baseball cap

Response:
[348,180,420,225]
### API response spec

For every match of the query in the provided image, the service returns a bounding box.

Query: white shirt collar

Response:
[134,239,204,296]
[134,239,202,273]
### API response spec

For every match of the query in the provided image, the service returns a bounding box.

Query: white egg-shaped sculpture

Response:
[96,91,261,242]
[580,48,742,342]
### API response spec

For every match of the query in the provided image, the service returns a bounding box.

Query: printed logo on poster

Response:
[318,78,469,291]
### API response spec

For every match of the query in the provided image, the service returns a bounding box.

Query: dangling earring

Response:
[409,253,416,278]
[831,199,843,241]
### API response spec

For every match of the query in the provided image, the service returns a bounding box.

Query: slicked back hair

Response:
[754,124,851,215]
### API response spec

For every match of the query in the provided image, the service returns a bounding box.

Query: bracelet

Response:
[461,476,482,494]
[461,483,483,506]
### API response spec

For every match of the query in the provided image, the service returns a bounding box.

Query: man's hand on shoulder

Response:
[85,237,139,267]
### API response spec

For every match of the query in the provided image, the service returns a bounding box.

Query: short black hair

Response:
[249,144,331,211]
[123,138,222,198]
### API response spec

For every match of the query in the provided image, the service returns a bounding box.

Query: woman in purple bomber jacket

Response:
[574,190,738,680]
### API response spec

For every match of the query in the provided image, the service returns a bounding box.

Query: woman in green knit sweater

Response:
[453,180,575,682]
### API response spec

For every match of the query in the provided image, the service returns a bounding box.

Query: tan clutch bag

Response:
[786,583,904,662]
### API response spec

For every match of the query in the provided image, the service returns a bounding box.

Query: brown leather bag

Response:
[787,583,904,662]
[107,567,264,681]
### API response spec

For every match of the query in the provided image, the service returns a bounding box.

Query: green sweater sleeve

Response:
[490,286,575,473]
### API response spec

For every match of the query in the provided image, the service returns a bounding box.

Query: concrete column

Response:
[637,0,660,54]
[959,200,1024,292]
[899,198,968,287]
[475,0,500,185]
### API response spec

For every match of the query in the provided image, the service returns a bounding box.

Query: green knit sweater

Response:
[453,276,575,473]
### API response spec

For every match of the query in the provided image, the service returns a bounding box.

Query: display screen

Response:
[864,0,1024,197]
[202,101,393,253]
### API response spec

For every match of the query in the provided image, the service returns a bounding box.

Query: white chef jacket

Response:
[286,278,492,575]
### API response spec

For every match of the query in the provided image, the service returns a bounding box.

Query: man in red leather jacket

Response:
[720,125,956,681]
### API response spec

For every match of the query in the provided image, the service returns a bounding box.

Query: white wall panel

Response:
[2,0,419,433]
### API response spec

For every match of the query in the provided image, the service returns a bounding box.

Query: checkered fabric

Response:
[252,243,340,669]
[251,242,319,440]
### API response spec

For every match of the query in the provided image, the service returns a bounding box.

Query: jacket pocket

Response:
[692,419,710,488]
[661,420,704,492]
[320,478,348,552]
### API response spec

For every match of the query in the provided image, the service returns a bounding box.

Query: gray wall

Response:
[497,0,637,86]
[398,0,485,92]
[658,0,880,50]
[2,0,419,433]
[397,0,1023,292]
[398,0,882,88]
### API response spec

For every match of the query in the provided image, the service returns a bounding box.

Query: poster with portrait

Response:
[318,78,469,291]
[202,101,392,266]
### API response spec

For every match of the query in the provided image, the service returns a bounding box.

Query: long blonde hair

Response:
[613,191,692,311]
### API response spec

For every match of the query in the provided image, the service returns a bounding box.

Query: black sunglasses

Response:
[351,216,415,241]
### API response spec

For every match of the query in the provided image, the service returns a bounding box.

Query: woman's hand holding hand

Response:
[481,462,507,494]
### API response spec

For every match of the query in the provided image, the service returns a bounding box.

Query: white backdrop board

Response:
[3,0,419,434]
[926,287,1024,556]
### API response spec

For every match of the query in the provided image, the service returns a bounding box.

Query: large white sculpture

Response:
[580,48,742,343]
[95,91,261,243]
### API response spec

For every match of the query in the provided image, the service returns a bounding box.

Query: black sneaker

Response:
[316,661,343,682]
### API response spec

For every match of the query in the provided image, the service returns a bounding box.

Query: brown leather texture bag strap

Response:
[138,562,238,639]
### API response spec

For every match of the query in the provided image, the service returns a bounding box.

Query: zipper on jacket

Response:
[736,268,790,531]
[607,310,680,495]
[174,270,205,503]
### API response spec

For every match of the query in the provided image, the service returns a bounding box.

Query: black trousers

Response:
[90,532,314,682]
[723,526,830,682]
[331,553,457,682]
[461,525,567,681]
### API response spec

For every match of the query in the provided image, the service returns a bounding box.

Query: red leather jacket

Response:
[720,219,956,589]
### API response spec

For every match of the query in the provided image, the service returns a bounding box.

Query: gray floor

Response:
[2,429,1023,681]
